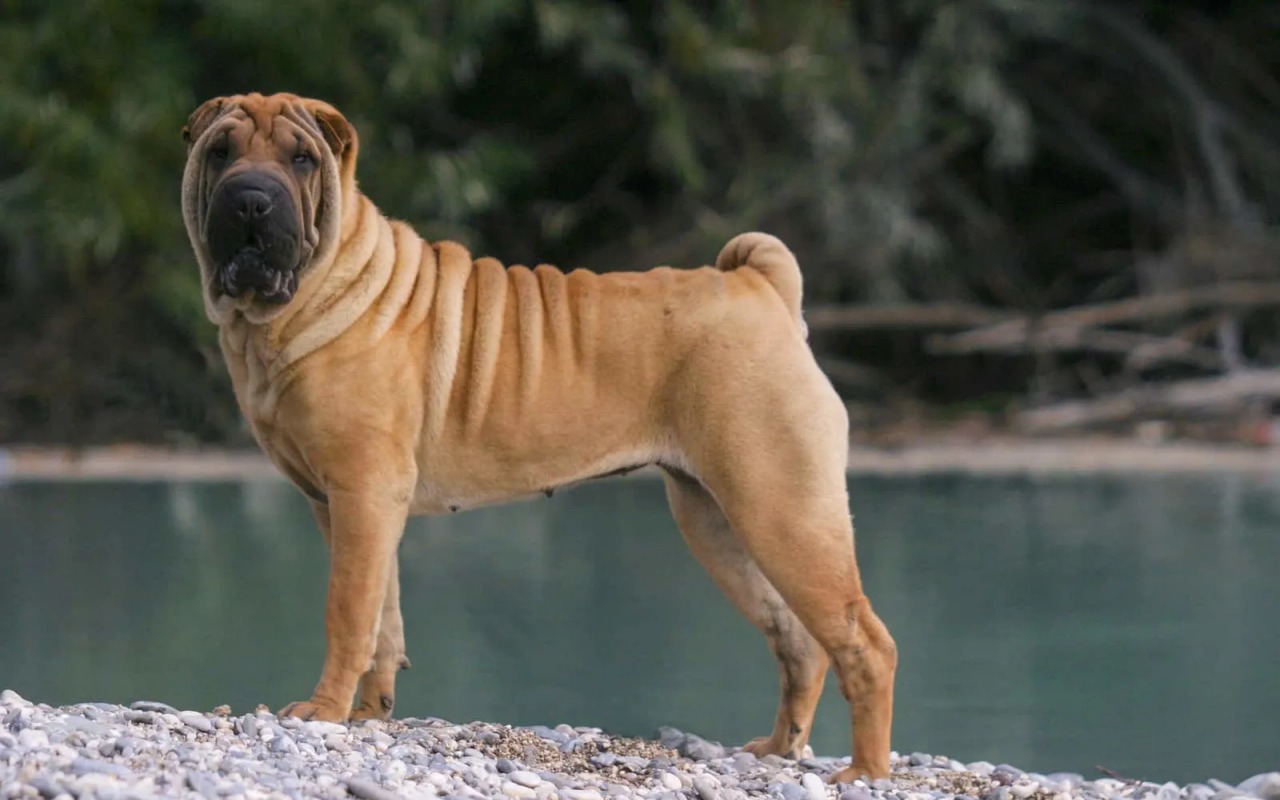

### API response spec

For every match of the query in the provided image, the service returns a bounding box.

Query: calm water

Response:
[1,472,1277,783]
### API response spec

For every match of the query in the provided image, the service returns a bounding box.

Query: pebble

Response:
[695,775,723,800]
[505,781,539,798]
[682,733,729,761]
[803,772,829,800]
[346,777,403,800]
[0,697,1268,800]
[511,770,544,788]
[130,700,179,715]
[303,720,348,737]
[1239,774,1280,800]
[180,711,214,733]
[781,783,810,800]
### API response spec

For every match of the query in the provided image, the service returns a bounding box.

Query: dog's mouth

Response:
[218,247,298,304]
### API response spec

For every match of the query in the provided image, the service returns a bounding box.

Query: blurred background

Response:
[3,0,1280,448]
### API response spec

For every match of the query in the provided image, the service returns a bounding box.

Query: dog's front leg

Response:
[280,487,409,722]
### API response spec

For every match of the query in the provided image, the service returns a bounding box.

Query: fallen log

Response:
[805,302,1011,332]
[1018,369,1280,433]
[931,282,1280,353]
[924,325,1225,370]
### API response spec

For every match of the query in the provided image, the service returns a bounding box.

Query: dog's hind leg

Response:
[662,470,829,760]
[675,340,898,781]
[700,444,898,782]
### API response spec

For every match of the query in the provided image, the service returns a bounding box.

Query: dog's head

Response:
[180,92,358,324]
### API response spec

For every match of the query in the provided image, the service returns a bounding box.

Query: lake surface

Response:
[1,472,1277,783]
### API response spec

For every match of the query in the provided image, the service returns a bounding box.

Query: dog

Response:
[180,92,897,782]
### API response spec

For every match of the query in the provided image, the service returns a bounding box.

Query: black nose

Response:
[235,189,274,221]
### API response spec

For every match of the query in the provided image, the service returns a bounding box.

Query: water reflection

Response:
[0,473,1276,783]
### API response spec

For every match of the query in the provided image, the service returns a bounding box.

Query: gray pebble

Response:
[186,770,222,797]
[496,757,519,774]
[70,757,133,779]
[616,755,650,771]
[802,772,828,800]
[302,720,347,737]
[28,775,62,799]
[129,700,179,715]
[780,782,810,800]
[681,733,728,761]
[510,770,542,788]
[694,775,722,800]
[1239,774,1280,800]
[503,781,537,798]
[179,711,213,733]
[345,777,402,800]
[0,690,28,706]
[324,733,349,752]
[656,726,686,750]
[839,790,874,800]
[525,725,570,745]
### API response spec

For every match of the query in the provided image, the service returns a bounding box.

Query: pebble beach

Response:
[2,691,1277,800]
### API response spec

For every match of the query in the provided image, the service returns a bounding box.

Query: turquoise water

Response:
[1,473,1277,783]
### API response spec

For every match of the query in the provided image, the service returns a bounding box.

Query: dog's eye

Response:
[209,144,229,164]
[292,152,316,168]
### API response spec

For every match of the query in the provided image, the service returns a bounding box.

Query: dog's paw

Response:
[741,736,780,756]
[348,697,393,722]
[741,736,805,760]
[829,764,889,784]
[278,699,347,722]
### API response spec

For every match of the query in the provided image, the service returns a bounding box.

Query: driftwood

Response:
[805,303,1011,332]
[1018,369,1280,433]
[924,324,1225,370]
[815,356,891,394]
[929,281,1280,354]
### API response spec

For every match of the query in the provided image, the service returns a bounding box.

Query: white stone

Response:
[510,771,542,789]
[302,720,347,737]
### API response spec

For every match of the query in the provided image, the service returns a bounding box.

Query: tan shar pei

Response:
[180,92,897,782]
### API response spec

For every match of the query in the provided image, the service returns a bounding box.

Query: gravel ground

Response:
[3,691,1277,800]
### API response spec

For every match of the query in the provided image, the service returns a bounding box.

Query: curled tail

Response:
[715,232,807,338]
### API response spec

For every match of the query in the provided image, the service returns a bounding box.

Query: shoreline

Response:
[5,438,1280,482]
[3,691,1275,800]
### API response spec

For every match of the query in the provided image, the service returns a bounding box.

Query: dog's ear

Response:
[182,97,228,148]
[305,100,358,162]
[302,99,360,184]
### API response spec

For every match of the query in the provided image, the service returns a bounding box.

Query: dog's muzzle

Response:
[205,173,303,304]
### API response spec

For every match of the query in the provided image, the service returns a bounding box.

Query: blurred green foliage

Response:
[1,1,1277,443]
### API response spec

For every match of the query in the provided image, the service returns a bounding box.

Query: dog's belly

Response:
[407,448,670,517]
